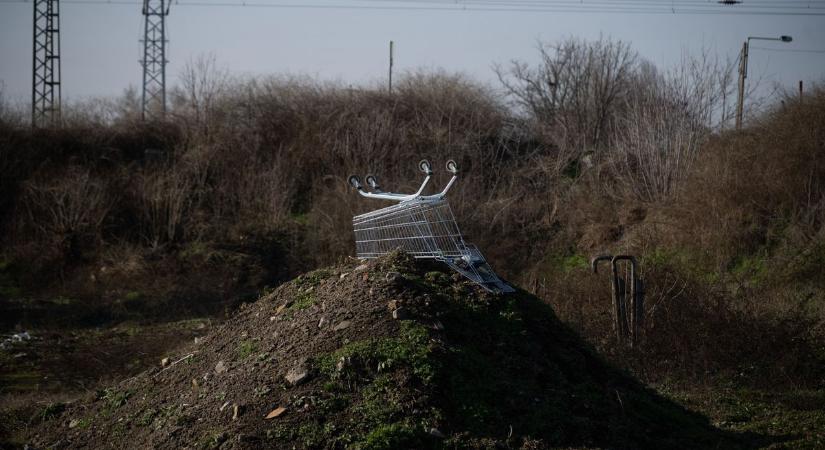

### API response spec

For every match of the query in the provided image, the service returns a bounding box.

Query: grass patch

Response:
[316,322,436,383]
[238,340,258,359]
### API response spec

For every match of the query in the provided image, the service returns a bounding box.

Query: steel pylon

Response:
[32,0,61,127]
[140,0,169,121]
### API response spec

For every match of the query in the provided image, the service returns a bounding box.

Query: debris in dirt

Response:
[385,271,402,282]
[318,317,327,329]
[68,419,80,429]
[191,378,199,389]
[392,307,410,320]
[194,337,203,344]
[339,273,349,279]
[428,428,446,439]
[275,304,287,315]
[1,331,33,349]
[215,360,228,374]
[269,316,277,322]
[333,320,351,331]
[387,300,400,311]
[232,404,242,420]
[155,353,195,376]
[161,357,170,367]
[285,363,310,386]
[265,407,287,419]
[429,320,445,331]
[354,263,369,272]
[220,401,231,412]
[335,356,350,372]
[362,272,369,281]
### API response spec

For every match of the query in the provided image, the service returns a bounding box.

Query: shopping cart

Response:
[348,160,514,293]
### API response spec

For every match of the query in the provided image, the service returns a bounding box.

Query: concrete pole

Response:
[735,40,749,130]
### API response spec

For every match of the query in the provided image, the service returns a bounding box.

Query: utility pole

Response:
[141,0,170,121]
[735,35,792,130]
[388,40,394,94]
[735,40,748,130]
[32,0,61,128]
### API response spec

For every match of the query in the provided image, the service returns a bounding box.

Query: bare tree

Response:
[610,47,737,201]
[172,53,231,132]
[496,36,638,157]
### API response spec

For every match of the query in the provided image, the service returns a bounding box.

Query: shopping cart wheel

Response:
[419,159,432,175]
[365,174,380,190]
[446,160,458,174]
[348,175,362,189]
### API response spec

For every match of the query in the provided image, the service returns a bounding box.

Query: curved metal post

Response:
[613,255,639,347]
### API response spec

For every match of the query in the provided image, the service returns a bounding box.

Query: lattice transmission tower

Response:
[32,0,61,127]
[140,0,170,121]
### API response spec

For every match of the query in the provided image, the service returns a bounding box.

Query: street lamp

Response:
[735,35,793,129]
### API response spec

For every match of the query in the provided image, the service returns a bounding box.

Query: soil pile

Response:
[26,252,737,449]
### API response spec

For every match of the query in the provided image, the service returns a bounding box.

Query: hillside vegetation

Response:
[1,37,824,448]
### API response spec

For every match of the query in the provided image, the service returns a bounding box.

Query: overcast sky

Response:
[1,1,824,104]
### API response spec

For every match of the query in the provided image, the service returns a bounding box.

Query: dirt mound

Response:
[24,252,739,449]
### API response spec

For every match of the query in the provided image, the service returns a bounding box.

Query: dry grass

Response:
[0,63,823,389]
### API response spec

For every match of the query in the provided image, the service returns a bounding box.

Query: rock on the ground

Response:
[215,360,227,374]
[285,364,310,386]
[392,307,409,320]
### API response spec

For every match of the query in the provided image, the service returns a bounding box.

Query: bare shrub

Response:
[608,48,739,202]
[21,166,114,256]
[133,165,192,248]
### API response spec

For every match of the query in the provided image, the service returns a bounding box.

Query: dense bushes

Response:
[1,39,823,388]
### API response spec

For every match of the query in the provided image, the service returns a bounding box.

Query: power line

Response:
[3,0,825,14]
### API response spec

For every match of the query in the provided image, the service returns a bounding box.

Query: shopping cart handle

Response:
[419,159,433,175]
[446,160,458,174]
[350,171,432,202]
[365,174,380,191]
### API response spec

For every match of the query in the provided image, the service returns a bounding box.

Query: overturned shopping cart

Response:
[348,160,514,293]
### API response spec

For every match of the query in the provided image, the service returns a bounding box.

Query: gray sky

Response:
[1,1,824,103]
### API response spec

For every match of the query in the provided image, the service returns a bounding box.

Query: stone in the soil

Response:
[161,357,170,367]
[285,364,310,386]
[385,271,402,282]
[335,356,350,372]
[68,419,80,429]
[392,307,410,320]
[354,263,369,272]
[333,320,351,331]
[339,272,349,279]
[215,360,228,374]
[265,407,287,419]
[232,404,241,420]
[318,317,327,329]
[428,428,445,439]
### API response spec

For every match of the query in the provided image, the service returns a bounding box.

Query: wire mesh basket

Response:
[348,160,514,293]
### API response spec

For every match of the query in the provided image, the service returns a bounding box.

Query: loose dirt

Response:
[22,252,745,449]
